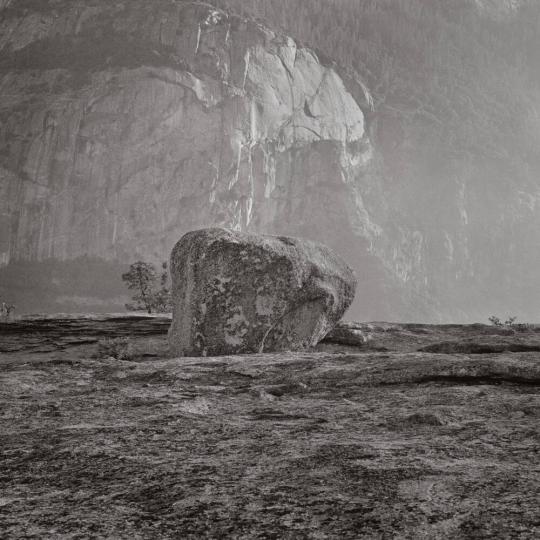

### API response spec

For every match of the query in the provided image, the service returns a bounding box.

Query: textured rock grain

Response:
[1,315,539,538]
[168,228,356,356]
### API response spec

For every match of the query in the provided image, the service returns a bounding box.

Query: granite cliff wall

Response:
[0,0,389,318]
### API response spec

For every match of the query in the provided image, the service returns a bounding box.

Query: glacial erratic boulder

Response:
[168,228,357,356]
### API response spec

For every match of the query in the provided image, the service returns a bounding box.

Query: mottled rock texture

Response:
[1,315,539,538]
[168,228,356,356]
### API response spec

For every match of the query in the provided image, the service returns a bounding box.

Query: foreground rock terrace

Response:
[0,315,539,538]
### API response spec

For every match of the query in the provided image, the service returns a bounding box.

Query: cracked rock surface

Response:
[1,315,539,538]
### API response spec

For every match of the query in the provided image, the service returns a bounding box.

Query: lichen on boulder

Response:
[168,228,356,356]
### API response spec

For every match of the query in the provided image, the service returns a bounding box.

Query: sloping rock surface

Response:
[0,315,539,538]
[168,228,356,356]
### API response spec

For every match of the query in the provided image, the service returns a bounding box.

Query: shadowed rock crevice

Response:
[381,375,540,387]
[418,341,540,354]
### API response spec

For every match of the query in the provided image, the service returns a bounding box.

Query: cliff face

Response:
[0,0,384,317]
[0,0,372,255]
[1,0,539,322]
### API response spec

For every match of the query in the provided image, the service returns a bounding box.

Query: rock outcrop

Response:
[168,228,356,356]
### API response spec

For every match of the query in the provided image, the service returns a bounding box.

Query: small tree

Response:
[122,261,171,314]
[489,315,518,328]
[1,302,16,321]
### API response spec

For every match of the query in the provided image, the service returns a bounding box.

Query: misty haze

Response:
[1,1,539,538]
[0,0,539,322]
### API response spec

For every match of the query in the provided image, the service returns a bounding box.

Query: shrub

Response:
[96,337,135,360]
[489,315,518,328]
[1,302,16,321]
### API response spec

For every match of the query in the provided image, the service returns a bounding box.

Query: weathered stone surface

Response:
[1,315,539,538]
[168,228,356,356]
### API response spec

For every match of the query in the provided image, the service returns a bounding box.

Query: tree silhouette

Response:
[122,261,171,314]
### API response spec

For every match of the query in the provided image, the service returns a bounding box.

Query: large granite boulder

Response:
[168,228,356,356]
